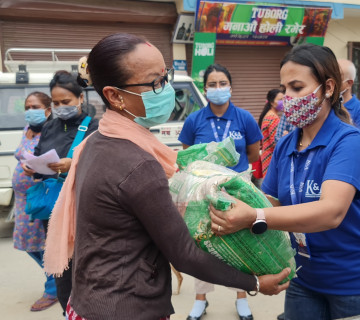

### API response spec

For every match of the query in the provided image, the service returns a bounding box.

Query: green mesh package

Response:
[176,137,240,170]
[169,161,296,282]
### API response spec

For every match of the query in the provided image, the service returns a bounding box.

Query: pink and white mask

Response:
[283,84,322,128]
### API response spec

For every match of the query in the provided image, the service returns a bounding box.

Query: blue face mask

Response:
[118,83,175,128]
[25,109,47,126]
[206,87,231,105]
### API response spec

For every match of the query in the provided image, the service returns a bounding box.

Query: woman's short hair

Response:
[86,33,147,108]
[50,70,83,98]
[280,43,350,124]
[203,63,232,87]
[26,91,52,108]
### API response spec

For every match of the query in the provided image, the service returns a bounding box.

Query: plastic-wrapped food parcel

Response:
[170,137,296,282]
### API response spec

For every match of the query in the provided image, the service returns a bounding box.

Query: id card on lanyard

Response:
[210,119,232,142]
[290,150,315,259]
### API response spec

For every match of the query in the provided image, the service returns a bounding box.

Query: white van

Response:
[0,60,207,219]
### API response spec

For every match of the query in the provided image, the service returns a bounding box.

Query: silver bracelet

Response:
[247,275,260,296]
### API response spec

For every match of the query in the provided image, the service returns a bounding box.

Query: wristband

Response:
[247,275,260,296]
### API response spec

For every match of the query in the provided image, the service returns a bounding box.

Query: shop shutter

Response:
[1,20,173,69]
[186,45,290,121]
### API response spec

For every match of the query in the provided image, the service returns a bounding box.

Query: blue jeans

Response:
[285,281,360,320]
[28,251,57,297]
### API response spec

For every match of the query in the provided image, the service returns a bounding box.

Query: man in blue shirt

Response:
[338,59,360,127]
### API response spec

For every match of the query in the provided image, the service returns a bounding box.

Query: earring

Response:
[117,104,123,111]
[325,93,331,98]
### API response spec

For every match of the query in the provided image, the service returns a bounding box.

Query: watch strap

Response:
[255,208,265,221]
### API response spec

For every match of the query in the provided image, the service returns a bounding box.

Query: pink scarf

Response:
[44,109,177,276]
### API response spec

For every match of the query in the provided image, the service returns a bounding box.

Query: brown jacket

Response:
[71,132,256,320]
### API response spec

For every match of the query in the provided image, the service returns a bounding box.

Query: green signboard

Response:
[191,32,216,92]
[196,1,332,46]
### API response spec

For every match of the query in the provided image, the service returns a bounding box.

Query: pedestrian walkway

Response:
[0,236,285,319]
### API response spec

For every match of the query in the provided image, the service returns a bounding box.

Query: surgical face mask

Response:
[283,85,322,128]
[275,100,284,112]
[117,83,175,128]
[340,79,350,97]
[52,101,80,120]
[25,109,47,126]
[206,87,231,105]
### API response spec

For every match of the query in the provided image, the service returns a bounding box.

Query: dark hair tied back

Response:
[87,33,147,108]
[258,88,281,128]
[203,63,232,87]
[50,70,83,98]
[280,44,351,124]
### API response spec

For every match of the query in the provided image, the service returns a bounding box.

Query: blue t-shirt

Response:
[344,94,360,128]
[262,110,360,295]
[178,102,262,172]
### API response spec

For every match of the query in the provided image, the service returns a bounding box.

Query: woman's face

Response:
[118,43,167,117]
[271,92,284,109]
[51,86,83,115]
[280,61,320,99]
[25,95,51,117]
[205,71,231,92]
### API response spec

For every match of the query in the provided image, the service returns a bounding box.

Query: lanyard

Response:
[290,150,316,205]
[210,119,232,142]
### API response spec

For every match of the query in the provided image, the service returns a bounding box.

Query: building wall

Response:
[324,17,360,59]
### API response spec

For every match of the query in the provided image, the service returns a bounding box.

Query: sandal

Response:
[30,295,58,311]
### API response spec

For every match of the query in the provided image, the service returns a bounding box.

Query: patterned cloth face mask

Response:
[283,84,322,128]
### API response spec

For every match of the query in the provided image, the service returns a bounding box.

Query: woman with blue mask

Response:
[179,64,262,320]
[24,71,99,316]
[12,92,57,312]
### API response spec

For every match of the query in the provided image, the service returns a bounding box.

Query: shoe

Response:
[186,300,209,320]
[235,300,253,320]
[277,312,285,320]
[30,295,58,311]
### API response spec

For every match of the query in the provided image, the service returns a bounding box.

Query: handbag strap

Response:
[66,116,92,159]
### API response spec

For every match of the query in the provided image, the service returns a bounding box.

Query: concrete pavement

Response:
[0,225,285,320]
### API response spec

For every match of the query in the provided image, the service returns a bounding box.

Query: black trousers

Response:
[42,219,72,315]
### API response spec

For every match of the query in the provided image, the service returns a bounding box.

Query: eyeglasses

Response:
[117,68,174,94]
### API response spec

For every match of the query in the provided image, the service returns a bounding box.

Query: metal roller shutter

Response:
[1,21,173,69]
[186,44,290,121]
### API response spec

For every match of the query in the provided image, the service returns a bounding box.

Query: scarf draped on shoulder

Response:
[44,109,177,276]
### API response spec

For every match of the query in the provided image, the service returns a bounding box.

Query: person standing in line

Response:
[42,34,290,320]
[13,92,58,312]
[179,63,262,320]
[23,71,99,316]
[338,59,360,127]
[259,89,283,177]
[209,44,360,320]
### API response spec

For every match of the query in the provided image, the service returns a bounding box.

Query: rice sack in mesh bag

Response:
[169,160,296,282]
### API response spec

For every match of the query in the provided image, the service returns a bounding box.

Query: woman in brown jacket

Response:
[44,33,290,320]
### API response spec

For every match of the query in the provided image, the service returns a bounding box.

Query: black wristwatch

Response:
[251,208,267,235]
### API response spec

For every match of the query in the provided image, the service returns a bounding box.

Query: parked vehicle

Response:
[0,50,207,219]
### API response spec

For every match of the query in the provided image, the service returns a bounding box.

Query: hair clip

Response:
[78,56,93,87]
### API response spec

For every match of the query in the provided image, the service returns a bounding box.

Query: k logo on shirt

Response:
[229,131,243,140]
[305,180,321,198]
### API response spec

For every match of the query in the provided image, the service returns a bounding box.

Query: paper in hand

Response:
[22,149,60,175]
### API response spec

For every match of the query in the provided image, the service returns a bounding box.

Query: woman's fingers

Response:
[258,268,291,296]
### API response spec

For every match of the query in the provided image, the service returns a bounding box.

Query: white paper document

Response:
[21,149,60,175]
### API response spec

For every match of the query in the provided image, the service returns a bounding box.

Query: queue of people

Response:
[11,33,360,320]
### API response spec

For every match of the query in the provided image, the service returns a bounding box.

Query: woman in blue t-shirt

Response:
[179,63,262,320]
[209,44,360,320]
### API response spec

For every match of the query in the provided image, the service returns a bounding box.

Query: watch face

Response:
[252,220,267,234]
